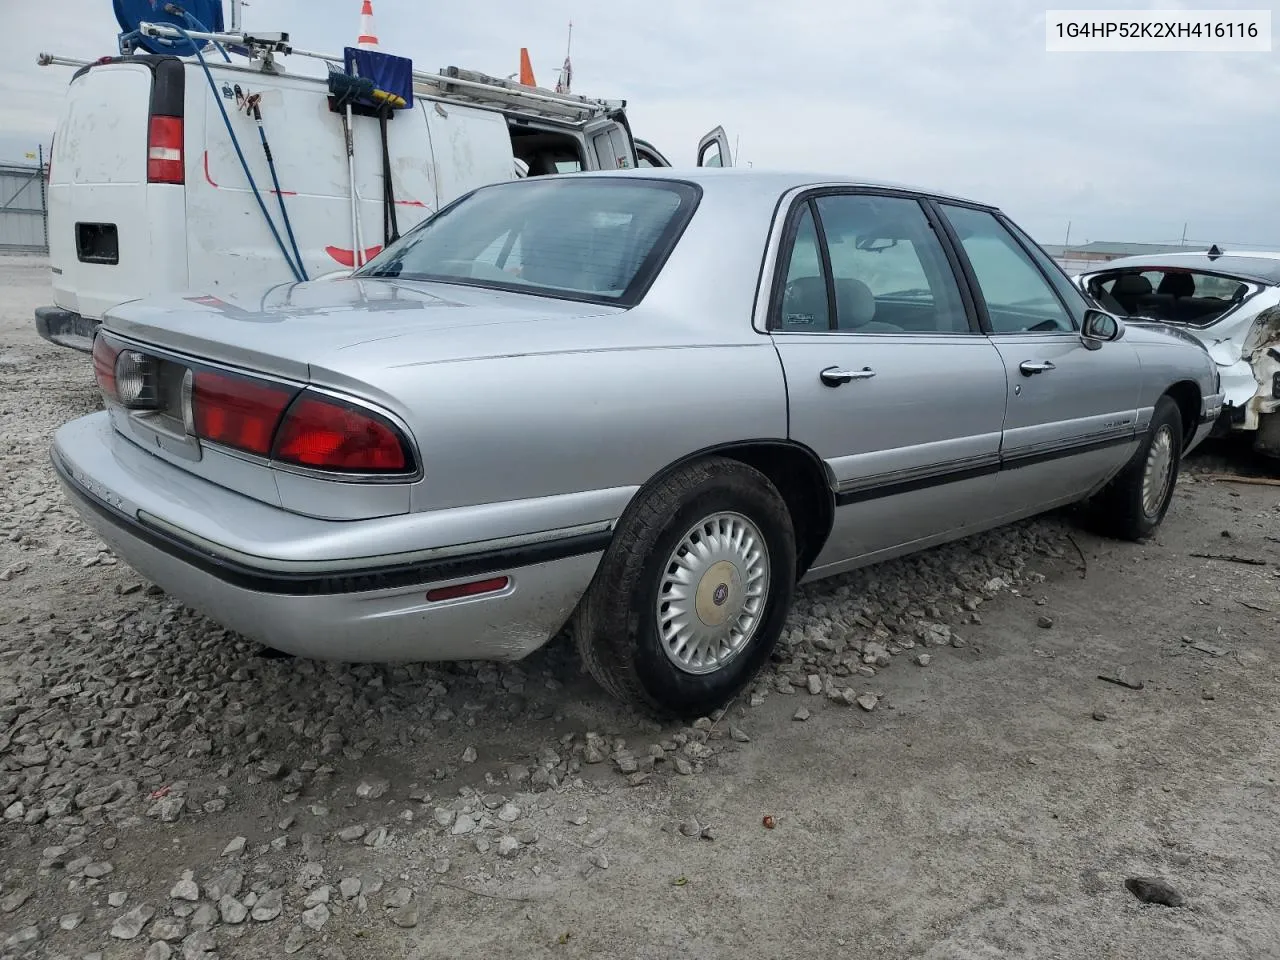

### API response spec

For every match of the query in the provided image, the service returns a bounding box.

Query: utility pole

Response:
[1180,222,1188,247]
[1064,220,1071,248]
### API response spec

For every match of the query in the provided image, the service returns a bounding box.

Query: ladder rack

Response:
[120,22,621,124]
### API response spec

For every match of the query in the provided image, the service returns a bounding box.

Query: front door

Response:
[933,202,1143,509]
[696,126,733,167]
[769,191,1010,573]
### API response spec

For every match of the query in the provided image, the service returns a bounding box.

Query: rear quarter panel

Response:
[1126,325,1215,426]
[310,320,789,513]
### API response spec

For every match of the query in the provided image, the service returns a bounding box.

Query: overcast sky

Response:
[3,0,1277,246]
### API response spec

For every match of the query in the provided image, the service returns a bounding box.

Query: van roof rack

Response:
[41,23,622,124]
[144,23,619,123]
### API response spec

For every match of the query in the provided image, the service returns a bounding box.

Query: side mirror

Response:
[1081,308,1124,348]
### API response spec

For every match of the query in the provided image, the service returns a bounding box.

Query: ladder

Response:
[130,23,622,124]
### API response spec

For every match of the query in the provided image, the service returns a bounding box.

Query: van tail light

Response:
[92,335,120,402]
[273,394,412,473]
[147,115,184,184]
[191,370,297,457]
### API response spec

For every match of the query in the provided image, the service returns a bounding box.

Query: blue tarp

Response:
[343,47,414,109]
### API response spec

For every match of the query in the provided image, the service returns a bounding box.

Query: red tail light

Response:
[273,394,411,473]
[92,335,120,401]
[147,115,185,184]
[192,370,297,457]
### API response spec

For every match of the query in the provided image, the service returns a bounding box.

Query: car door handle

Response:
[820,366,876,386]
[1019,360,1057,376]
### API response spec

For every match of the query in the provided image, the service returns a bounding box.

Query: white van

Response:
[36,48,732,352]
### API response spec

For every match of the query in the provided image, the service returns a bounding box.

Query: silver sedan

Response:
[53,169,1223,717]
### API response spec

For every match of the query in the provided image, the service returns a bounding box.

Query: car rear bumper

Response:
[35,306,100,354]
[52,414,610,662]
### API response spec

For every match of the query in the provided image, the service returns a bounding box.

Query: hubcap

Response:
[656,512,771,675]
[1142,425,1175,517]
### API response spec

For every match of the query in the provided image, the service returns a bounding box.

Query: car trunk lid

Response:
[103,276,622,380]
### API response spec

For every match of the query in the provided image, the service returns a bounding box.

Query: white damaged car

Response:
[1076,248,1280,459]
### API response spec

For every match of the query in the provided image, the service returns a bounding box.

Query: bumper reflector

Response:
[426,576,510,603]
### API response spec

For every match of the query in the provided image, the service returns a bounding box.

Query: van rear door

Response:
[584,118,636,170]
[46,57,189,332]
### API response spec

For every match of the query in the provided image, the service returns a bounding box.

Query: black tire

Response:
[575,457,796,719]
[1089,395,1184,541]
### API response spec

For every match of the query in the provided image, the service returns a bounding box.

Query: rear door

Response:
[48,58,187,320]
[584,118,635,170]
[769,189,1009,573]
[696,126,733,167]
[934,202,1142,508]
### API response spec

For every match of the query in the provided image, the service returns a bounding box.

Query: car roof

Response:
[538,166,994,209]
[1084,251,1280,285]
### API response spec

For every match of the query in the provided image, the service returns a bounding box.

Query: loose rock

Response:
[384,888,412,910]
[451,814,477,836]
[250,889,283,922]
[111,904,157,940]
[0,888,31,913]
[356,777,390,800]
[219,896,249,924]
[151,917,186,941]
[301,903,330,931]
[1125,877,1185,907]
[389,904,420,928]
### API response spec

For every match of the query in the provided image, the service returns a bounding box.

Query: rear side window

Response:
[777,206,828,331]
[357,178,699,305]
[815,195,969,333]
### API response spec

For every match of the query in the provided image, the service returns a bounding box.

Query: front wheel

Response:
[575,457,796,718]
[1089,395,1184,541]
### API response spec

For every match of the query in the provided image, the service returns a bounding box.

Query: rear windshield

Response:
[356,178,701,306]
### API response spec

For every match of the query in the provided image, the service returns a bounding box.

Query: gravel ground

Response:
[2,254,1279,960]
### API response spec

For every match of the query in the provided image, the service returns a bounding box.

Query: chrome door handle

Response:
[1019,360,1056,376]
[820,366,876,387]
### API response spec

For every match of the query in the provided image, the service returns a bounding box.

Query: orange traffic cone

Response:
[519,47,536,86]
[357,0,379,49]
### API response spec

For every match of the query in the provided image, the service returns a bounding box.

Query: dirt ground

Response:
[1,254,1278,960]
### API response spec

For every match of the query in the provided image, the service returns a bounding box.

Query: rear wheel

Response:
[1089,395,1184,541]
[575,457,796,718]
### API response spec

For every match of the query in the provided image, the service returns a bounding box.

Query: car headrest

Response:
[782,276,829,329]
[1112,273,1153,298]
[834,277,876,328]
[1156,272,1195,298]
